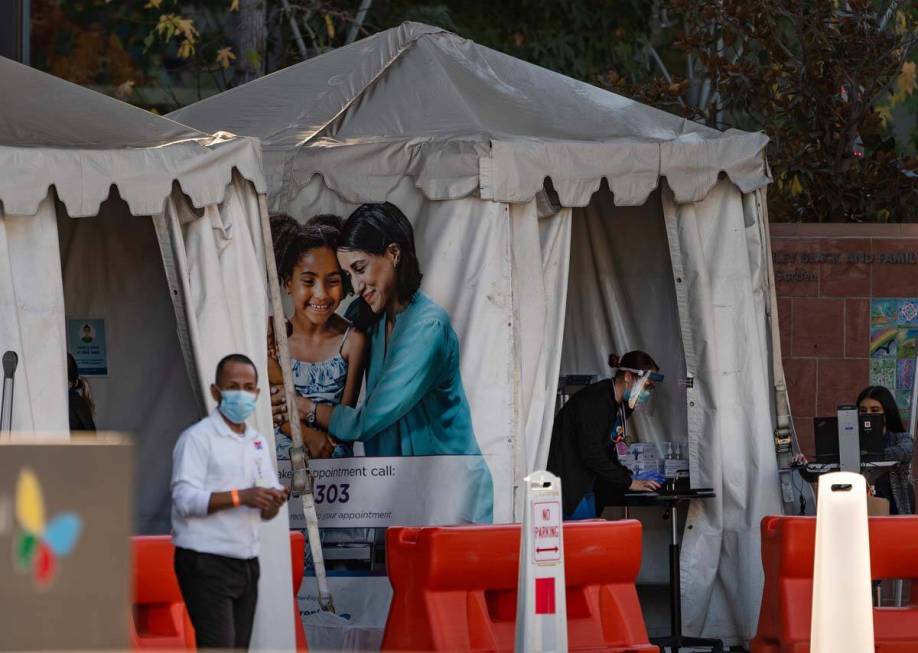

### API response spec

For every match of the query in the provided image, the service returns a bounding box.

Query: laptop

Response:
[814,414,885,463]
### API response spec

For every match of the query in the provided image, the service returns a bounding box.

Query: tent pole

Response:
[257,194,334,613]
[755,188,811,515]
[756,190,794,456]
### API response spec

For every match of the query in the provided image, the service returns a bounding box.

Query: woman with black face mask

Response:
[548,350,663,520]
[857,385,915,515]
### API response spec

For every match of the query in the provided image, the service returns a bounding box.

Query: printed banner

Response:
[278,455,494,528]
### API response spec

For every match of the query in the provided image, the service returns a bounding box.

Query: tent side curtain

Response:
[158,175,295,651]
[508,201,571,475]
[0,194,68,433]
[559,187,688,461]
[661,180,783,645]
[0,136,266,218]
[280,131,770,212]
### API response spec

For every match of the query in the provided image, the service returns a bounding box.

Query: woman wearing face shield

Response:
[547,350,663,520]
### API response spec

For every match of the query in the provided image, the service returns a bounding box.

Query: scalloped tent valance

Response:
[0,57,266,218]
[0,136,267,218]
[171,21,771,208]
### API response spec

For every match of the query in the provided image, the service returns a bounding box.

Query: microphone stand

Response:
[1,351,19,436]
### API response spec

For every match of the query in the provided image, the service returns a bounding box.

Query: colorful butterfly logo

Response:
[13,468,82,588]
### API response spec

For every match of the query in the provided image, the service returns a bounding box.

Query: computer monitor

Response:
[813,413,885,462]
[860,412,885,454]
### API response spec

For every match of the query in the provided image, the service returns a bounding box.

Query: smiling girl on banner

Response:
[267,214,368,462]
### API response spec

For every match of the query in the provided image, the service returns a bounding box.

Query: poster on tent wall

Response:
[66,317,108,376]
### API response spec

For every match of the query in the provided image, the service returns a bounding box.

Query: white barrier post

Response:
[515,471,567,653]
[810,471,874,653]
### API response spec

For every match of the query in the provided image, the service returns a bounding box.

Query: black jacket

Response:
[68,389,96,432]
[547,379,632,515]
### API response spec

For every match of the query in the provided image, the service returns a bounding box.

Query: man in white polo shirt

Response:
[171,353,288,650]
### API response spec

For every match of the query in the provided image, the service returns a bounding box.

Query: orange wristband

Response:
[230,489,240,507]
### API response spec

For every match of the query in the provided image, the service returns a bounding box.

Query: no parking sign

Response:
[516,471,567,652]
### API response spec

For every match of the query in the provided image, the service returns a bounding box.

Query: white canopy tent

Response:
[0,57,295,651]
[171,22,788,645]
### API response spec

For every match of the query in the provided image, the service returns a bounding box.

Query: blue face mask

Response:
[218,390,258,424]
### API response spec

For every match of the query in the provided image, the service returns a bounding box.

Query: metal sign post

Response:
[515,470,567,653]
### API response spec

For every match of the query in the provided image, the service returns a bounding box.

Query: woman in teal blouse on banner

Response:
[283,202,493,523]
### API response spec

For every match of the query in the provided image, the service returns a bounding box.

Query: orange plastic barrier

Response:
[131,532,308,651]
[289,531,308,652]
[382,520,658,652]
[131,536,195,650]
[751,515,918,653]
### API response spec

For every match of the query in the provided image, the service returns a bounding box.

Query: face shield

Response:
[621,367,664,413]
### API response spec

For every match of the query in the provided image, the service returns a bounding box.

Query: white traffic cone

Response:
[515,471,567,653]
[810,471,874,653]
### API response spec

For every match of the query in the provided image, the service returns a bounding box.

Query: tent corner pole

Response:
[256,194,334,613]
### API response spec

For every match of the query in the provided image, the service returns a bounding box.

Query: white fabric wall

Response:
[5,179,293,650]
[285,175,516,522]
[662,181,783,644]
[560,187,688,449]
[509,201,572,477]
[57,198,201,533]
[162,179,294,651]
[0,196,68,433]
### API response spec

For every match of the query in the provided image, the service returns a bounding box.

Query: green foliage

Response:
[618,0,918,222]
[368,0,654,83]
[370,1,918,222]
[31,0,240,109]
[30,0,918,222]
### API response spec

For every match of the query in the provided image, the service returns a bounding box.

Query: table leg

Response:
[650,501,724,653]
[669,511,681,639]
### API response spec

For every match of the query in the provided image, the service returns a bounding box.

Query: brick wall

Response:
[772,223,918,456]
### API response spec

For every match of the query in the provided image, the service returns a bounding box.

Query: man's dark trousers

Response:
[174,547,260,649]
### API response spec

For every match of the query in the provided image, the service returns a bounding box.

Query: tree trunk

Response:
[235,0,266,84]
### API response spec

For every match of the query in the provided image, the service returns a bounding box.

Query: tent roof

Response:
[170,22,770,207]
[0,57,266,217]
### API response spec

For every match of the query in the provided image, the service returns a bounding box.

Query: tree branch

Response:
[644,43,672,84]
[346,0,373,45]
[280,0,307,59]
[879,0,901,32]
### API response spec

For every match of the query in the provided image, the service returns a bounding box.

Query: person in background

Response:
[171,353,288,650]
[548,351,663,520]
[857,385,915,514]
[67,353,95,431]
